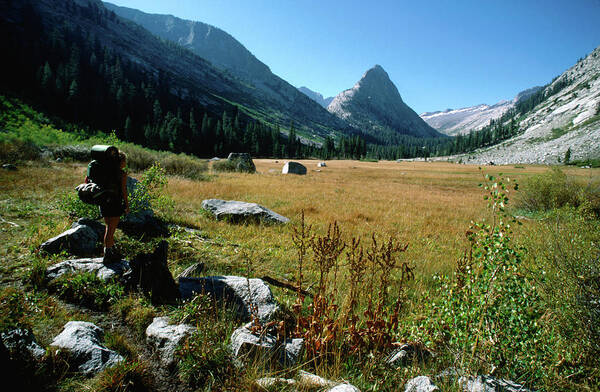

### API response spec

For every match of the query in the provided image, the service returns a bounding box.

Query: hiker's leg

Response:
[104,216,119,248]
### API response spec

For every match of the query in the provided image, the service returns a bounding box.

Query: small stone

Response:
[297,370,337,389]
[317,162,327,167]
[459,375,532,392]
[256,377,296,389]
[327,384,361,392]
[230,323,304,367]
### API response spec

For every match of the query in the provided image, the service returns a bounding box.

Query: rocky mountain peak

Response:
[328,66,442,139]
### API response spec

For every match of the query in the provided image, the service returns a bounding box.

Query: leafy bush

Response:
[56,191,101,220]
[212,159,237,173]
[129,162,174,215]
[516,167,600,217]
[415,174,544,384]
[527,208,600,388]
[49,272,124,310]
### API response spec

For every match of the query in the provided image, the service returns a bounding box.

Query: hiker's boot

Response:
[102,247,113,265]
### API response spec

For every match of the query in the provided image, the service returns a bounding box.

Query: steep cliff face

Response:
[103,2,350,138]
[328,65,443,140]
[420,87,542,136]
[454,46,600,164]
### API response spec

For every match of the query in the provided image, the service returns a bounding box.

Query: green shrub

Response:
[212,159,237,173]
[104,332,136,359]
[527,208,600,388]
[415,174,544,385]
[516,167,600,217]
[49,272,124,310]
[56,191,101,219]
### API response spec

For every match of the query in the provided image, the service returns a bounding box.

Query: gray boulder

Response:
[1,328,46,361]
[40,219,105,256]
[459,375,532,392]
[46,258,130,282]
[145,317,195,368]
[317,162,327,167]
[405,376,439,392]
[230,322,304,367]
[50,321,123,376]
[227,152,256,173]
[282,161,307,175]
[179,275,280,323]
[201,199,289,224]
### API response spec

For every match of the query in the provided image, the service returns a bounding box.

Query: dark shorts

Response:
[99,194,125,218]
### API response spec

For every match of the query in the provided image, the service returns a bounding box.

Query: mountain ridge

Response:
[327,65,443,140]
[103,2,351,140]
[420,87,542,136]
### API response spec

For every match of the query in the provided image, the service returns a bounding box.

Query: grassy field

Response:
[1,157,599,391]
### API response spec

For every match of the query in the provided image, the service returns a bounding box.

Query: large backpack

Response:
[76,145,119,205]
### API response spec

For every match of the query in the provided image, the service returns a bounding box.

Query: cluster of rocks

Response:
[403,372,532,392]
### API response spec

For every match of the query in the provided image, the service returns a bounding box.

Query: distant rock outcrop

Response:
[420,86,542,136]
[328,65,443,140]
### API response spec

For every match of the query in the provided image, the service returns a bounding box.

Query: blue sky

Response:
[106,0,600,114]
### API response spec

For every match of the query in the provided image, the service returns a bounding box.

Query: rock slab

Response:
[50,321,123,376]
[179,275,280,323]
[40,219,104,256]
[145,317,195,368]
[46,257,130,282]
[201,199,289,224]
[282,161,307,175]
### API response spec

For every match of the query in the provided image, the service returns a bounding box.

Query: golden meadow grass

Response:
[1,160,596,288]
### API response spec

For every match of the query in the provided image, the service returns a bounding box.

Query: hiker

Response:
[86,145,129,263]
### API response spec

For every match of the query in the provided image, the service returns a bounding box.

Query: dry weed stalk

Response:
[291,213,414,362]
